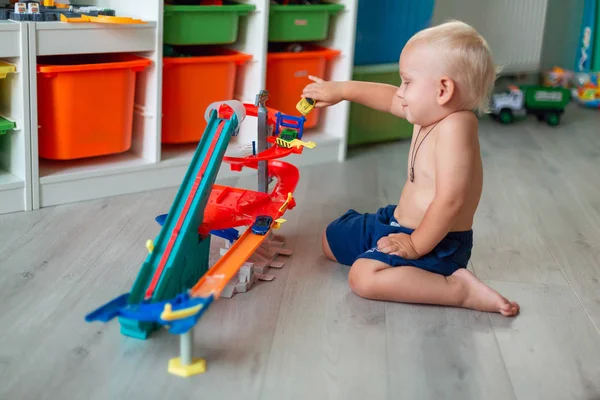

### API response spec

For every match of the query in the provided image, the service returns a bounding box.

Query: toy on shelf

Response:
[0,62,17,136]
[0,61,16,79]
[0,117,16,136]
[0,2,145,23]
[85,91,315,378]
[490,84,571,126]
[572,71,600,108]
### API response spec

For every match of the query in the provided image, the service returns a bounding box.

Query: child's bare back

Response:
[302,20,519,316]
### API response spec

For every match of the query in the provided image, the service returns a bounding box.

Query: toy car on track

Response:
[251,215,273,235]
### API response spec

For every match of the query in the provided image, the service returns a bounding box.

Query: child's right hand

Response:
[301,76,345,108]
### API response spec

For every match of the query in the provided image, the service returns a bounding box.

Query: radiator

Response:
[431,0,549,74]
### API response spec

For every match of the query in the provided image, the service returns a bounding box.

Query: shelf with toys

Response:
[158,0,357,183]
[25,0,163,208]
[0,20,32,214]
[3,0,356,210]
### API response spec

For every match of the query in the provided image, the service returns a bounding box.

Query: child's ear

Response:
[437,76,455,106]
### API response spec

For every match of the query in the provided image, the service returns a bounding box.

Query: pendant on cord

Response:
[410,168,414,182]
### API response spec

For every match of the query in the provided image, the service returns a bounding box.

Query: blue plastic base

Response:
[156,213,240,244]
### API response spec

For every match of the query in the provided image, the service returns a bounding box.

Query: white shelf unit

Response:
[23,0,357,209]
[0,20,32,214]
[28,3,162,209]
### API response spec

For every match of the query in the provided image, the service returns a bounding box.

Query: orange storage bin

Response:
[266,44,340,129]
[162,47,252,144]
[37,53,151,160]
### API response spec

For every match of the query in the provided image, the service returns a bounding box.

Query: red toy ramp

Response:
[200,159,299,235]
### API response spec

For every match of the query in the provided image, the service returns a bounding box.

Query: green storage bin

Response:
[163,2,255,45]
[0,116,15,136]
[268,3,344,42]
[348,64,413,147]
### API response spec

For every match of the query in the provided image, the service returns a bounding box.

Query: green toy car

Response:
[278,128,298,142]
[490,85,570,126]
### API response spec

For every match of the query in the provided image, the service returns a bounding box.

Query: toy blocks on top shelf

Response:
[0,1,151,25]
[217,232,292,299]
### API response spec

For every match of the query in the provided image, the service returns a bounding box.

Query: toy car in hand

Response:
[251,215,273,235]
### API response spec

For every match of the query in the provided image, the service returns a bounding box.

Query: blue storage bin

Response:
[353,0,435,66]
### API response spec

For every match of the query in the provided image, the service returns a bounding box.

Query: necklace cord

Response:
[409,121,440,182]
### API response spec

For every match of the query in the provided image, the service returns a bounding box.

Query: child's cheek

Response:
[404,86,414,106]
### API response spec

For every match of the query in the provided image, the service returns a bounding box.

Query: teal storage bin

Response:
[353,0,435,65]
[348,64,413,147]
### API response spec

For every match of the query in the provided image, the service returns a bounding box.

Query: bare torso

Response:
[393,117,483,232]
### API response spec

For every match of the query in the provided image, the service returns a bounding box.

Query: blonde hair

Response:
[406,20,499,115]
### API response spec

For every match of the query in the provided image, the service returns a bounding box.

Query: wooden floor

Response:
[2,105,600,399]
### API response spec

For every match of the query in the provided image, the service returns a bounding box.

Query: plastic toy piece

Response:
[279,192,293,212]
[142,104,245,301]
[161,303,204,321]
[0,61,16,79]
[168,329,206,377]
[572,71,600,108]
[296,97,316,115]
[210,228,240,243]
[113,102,244,339]
[86,91,313,378]
[0,117,16,136]
[273,218,286,229]
[158,214,241,244]
[168,356,206,378]
[190,228,276,299]
[251,215,273,235]
[87,15,146,24]
[155,213,167,226]
[59,12,146,24]
[290,139,316,149]
[256,90,269,193]
[276,138,316,149]
[274,112,306,139]
[86,291,215,334]
[490,85,570,126]
[59,13,88,22]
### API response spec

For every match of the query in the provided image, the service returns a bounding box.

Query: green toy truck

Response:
[278,128,298,142]
[490,85,570,126]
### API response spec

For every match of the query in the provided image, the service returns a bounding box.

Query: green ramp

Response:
[119,101,246,339]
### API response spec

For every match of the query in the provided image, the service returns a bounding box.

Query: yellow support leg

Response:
[168,329,207,378]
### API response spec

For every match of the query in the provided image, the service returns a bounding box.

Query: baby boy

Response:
[302,20,519,316]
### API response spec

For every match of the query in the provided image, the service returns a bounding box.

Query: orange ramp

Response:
[191,227,272,298]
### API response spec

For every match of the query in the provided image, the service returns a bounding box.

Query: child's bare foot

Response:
[451,269,520,316]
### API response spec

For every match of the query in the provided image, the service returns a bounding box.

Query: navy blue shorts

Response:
[325,205,473,276]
